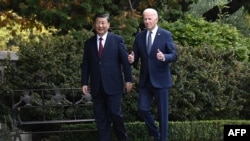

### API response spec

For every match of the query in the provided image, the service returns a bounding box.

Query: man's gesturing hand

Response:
[156,49,165,61]
[128,51,134,63]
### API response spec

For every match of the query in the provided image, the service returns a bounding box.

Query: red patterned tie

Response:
[98,37,103,57]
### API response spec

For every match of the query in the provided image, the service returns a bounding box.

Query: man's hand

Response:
[125,82,133,93]
[128,51,134,64]
[82,85,89,95]
[156,49,165,61]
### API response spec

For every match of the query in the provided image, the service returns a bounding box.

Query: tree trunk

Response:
[202,0,248,22]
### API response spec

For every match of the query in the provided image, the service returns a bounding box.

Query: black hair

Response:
[94,12,110,22]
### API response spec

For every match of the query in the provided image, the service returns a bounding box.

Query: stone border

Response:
[0,51,19,60]
[0,51,18,83]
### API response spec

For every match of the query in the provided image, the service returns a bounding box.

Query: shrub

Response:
[161,15,250,62]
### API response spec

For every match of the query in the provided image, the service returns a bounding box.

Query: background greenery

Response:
[1,16,249,122]
[0,0,250,140]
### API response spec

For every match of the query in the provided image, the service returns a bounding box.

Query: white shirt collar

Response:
[98,32,108,41]
[149,25,158,35]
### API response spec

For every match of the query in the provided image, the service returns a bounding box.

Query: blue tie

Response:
[147,31,152,54]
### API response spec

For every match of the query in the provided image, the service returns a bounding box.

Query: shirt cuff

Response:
[162,56,165,61]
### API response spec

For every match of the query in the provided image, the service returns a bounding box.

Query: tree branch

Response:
[202,0,248,22]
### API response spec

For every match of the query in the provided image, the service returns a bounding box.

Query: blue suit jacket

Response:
[133,28,177,88]
[81,32,132,96]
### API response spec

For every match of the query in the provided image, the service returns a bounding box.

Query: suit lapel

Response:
[150,29,161,55]
[102,33,111,57]
[93,35,99,58]
[141,31,148,55]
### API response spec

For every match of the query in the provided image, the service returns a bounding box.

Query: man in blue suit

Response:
[81,12,133,141]
[128,8,177,141]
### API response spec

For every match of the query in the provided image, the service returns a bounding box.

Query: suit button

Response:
[99,62,102,64]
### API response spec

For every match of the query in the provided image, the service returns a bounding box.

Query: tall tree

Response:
[203,0,248,21]
[0,0,197,32]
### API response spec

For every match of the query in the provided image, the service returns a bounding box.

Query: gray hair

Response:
[143,8,158,19]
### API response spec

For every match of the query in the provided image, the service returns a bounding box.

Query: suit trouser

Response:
[138,78,169,141]
[93,84,128,141]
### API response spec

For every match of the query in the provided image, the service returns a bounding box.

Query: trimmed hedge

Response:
[56,120,250,141]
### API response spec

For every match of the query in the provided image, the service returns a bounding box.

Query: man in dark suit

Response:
[128,8,177,141]
[81,12,133,141]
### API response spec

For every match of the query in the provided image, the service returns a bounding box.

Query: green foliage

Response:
[0,0,198,34]
[1,14,250,124]
[0,1,250,139]
[161,15,250,61]
[56,120,250,141]
[111,16,139,50]
[2,29,93,89]
[0,10,56,51]
[160,16,250,120]
[0,115,12,141]
[169,45,250,120]
[40,9,68,28]
[0,27,12,50]
[188,0,250,36]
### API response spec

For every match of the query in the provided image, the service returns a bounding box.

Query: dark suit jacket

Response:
[81,32,132,96]
[133,28,177,88]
